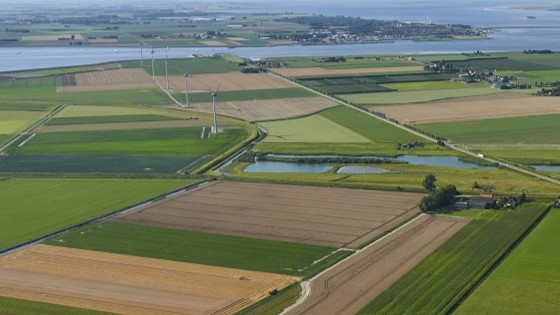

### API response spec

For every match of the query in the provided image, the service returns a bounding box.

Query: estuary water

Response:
[1,0,559,72]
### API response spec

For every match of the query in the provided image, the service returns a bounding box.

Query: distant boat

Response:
[527,16,537,19]
[16,50,22,55]
[114,49,118,53]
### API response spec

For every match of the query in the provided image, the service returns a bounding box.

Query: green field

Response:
[0,75,61,88]
[470,145,560,165]
[261,114,370,143]
[502,69,560,85]
[382,80,483,91]
[358,202,550,314]
[12,126,248,155]
[121,57,244,75]
[299,72,455,94]
[55,105,176,118]
[433,57,555,71]
[0,178,196,251]
[341,87,499,105]
[0,296,110,315]
[456,208,560,315]
[0,110,47,134]
[228,162,560,196]
[269,56,417,69]
[0,87,172,107]
[46,222,342,277]
[45,114,181,125]
[175,88,314,104]
[418,114,560,144]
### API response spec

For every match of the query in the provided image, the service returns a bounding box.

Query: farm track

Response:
[113,181,423,248]
[284,215,469,315]
[0,245,298,315]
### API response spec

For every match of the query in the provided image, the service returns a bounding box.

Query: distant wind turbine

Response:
[210,83,221,134]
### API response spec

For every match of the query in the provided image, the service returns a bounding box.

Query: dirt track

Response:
[368,93,560,123]
[186,97,338,122]
[113,181,423,248]
[0,245,298,315]
[161,73,296,92]
[285,215,469,315]
[271,66,424,77]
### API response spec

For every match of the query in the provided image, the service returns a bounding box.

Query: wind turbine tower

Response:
[150,48,155,78]
[211,86,220,134]
[184,72,189,107]
[165,47,169,90]
[140,42,144,67]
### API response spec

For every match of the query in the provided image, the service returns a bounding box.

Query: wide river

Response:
[1,28,559,73]
[1,0,559,72]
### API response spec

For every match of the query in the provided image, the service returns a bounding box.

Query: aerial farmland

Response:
[2,1,560,314]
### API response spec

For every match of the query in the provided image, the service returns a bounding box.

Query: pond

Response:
[532,165,560,172]
[265,154,496,169]
[243,161,332,173]
[337,166,391,174]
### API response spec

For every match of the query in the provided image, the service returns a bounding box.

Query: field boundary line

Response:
[155,80,182,106]
[0,180,208,258]
[279,213,429,315]
[17,133,35,147]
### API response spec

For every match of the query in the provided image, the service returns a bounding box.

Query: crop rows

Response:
[358,202,550,314]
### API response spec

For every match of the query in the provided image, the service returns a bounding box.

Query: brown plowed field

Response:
[0,245,298,315]
[186,97,338,122]
[113,181,423,248]
[57,68,155,92]
[285,215,469,315]
[161,73,296,92]
[36,120,209,133]
[271,66,424,78]
[368,93,560,124]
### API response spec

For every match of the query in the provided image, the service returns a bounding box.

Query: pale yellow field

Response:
[0,245,298,315]
[161,72,296,92]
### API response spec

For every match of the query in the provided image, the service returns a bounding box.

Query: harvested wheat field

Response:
[369,93,560,124]
[57,68,155,92]
[113,181,423,248]
[0,245,298,315]
[186,97,338,122]
[161,72,296,92]
[271,66,424,78]
[285,215,469,315]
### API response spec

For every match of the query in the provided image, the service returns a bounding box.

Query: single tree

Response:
[423,174,437,191]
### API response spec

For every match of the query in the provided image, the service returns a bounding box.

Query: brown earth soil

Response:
[161,73,296,92]
[285,214,469,315]
[36,119,210,133]
[186,97,338,122]
[113,181,423,248]
[271,66,424,78]
[57,68,155,92]
[368,92,560,124]
[0,245,298,315]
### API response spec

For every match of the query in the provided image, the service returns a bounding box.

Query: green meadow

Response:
[341,87,499,105]
[46,222,342,277]
[0,178,196,251]
[418,114,560,144]
[456,208,560,315]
